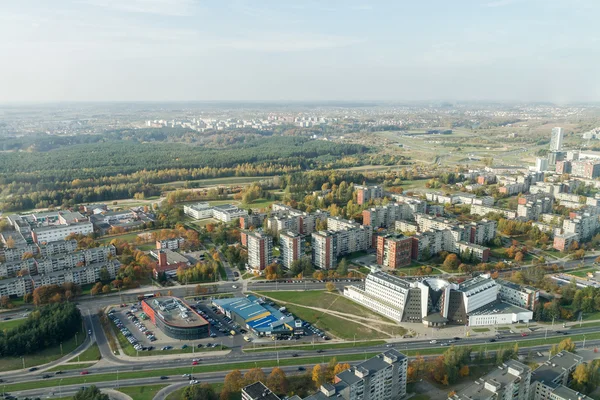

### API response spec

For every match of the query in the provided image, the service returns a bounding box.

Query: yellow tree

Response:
[223,369,243,393]
[312,364,325,388]
[267,367,289,394]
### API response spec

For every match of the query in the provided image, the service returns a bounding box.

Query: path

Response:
[104,389,133,400]
[154,382,188,400]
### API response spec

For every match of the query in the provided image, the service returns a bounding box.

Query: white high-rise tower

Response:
[550,127,563,151]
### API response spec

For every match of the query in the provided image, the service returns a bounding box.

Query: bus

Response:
[137,293,155,301]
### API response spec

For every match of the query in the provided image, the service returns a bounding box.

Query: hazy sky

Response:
[1,0,599,103]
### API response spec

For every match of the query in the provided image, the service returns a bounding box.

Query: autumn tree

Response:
[332,363,351,378]
[326,282,336,292]
[244,368,267,386]
[443,253,459,270]
[267,367,289,394]
[459,365,470,377]
[312,364,325,387]
[223,369,243,393]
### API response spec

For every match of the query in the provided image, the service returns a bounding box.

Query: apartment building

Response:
[305,350,408,400]
[32,260,120,288]
[355,185,384,205]
[183,202,213,219]
[469,219,497,245]
[450,360,531,400]
[517,198,553,221]
[0,258,37,279]
[183,202,247,222]
[36,246,116,275]
[38,240,79,258]
[279,231,302,269]
[242,382,281,400]
[239,213,265,229]
[363,203,404,228]
[267,204,328,235]
[2,243,40,262]
[395,220,419,234]
[245,230,273,271]
[312,231,337,270]
[31,221,94,244]
[156,237,185,250]
[376,234,413,269]
[571,160,600,179]
[471,204,517,219]
[0,276,34,298]
[529,352,583,400]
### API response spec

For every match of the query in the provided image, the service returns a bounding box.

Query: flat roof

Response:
[550,385,589,399]
[531,351,583,386]
[144,296,208,328]
[151,249,189,264]
[454,360,530,400]
[459,274,494,292]
[468,301,531,317]
[242,382,281,400]
[369,271,413,289]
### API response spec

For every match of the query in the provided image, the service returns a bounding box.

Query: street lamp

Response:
[59,379,63,397]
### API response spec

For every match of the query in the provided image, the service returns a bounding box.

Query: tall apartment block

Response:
[312,231,337,270]
[305,350,408,400]
[550,127,563,151]
[355,185,384,205]
[376,234,413,269]
[244,230,273,271]
[279,231,302,269]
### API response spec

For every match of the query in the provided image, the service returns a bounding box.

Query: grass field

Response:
[159,175,277,188]
[166,383,240,400]
[243,340,386,353]
[0,317,27,331]
[68,343,101,362]
[0,327,85,372]
[472,328,490,333]
[117,384,169,400]
[48,362,96,372]
[97,229,161,245]
[568,267,599,278]
[242,198,276,209]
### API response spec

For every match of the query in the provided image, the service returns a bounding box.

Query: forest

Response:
[0,302,82,357]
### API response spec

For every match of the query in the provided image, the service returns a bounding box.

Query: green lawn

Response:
[136,243,157,251]
[0,318,27,331]
[166,383,240,400]
[471,328,490,333]
[159,175,276,188]
[48,362,96,372]
[0,327,85,372]
[568,267,599,278]
[243,340,386,353]
[241,198,275,210]
[117,384,169,400]
[97,229,161,245]
[68,343,101,362]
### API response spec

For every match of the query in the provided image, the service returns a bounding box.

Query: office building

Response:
[183,202,247,222]
[279,231,302,269]
[30,221,94,244]
[550,127,563,152]
[344,272,533,327]
[156,237,185,250]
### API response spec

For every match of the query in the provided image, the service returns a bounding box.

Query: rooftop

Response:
[458,274,494,293]
[531,351,583,386]
[143,296,208,328]
[150,249,190,265]
[453,360,530,400]
[369,271,412,289]
[468,301,530,317]
[550,385,589,400]
[242,382,281,400]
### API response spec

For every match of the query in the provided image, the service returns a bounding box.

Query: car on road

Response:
[298,366,306,371]
[189,380,199,385]
[55,371,63,375]
[316,349,324,353]
[42,374,52,379]
[521,333,528,337]
[429,340,437,344]
[292,353,298,357]
[88,329,92,335]
[3,317,12,321]
[192,361,198,365]
[181,344,188,349]
[182,374,191,378]
[488,339,496,343]
[232,285,238,289]
[196,344,203,348]
[440,343,448,346]
[80,370,89,375]
[453,337,461,341]
[160,376,169,380]
[28,367,38,372]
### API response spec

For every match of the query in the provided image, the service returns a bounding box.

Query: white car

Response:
[232,285,238,289]
[189,380,199,385]
[430,340,437,344]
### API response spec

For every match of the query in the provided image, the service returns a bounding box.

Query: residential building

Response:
[246,230,273,271]
[529,351,583,400]
[242,382,281,400]
[30,221,94,244]
[305,350,408,400]
[450,360,531,400]
[240,213,265,229]
[550,127,563,152]
[279,231,302,269]
[535,157,549,172]
[376,234,413,269]
[156,237,185,250]
[571,160,600,179]
[355,185,384,205]
[471,204,517,219]
[183,202,247,222]
[312,231,337,270]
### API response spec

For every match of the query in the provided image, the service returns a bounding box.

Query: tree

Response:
[182,384,217,400]
[102,285,111,294]
[443,253,459,270]
[312,364,325,387]
[459,365,469,377]
[336,258,349,277]
[267,367,289,394]
[333,363,351,377]
[326,282,336,292]
[0,296,12,309]
[514,252,524,262]
[223,369,243,393]
[572,363,589,387]
[557,338,576,353]
[99,267,111,283]
[73,385,109,400]
[244,368,267,386]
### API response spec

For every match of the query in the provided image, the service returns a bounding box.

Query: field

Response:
[158,175,277,188]
[67,343,101,362]
[0,317,27,331]
[568,267,599,278]
[97,229,161,245]
[117,384,169,400]
[48,362,96,372]
[0,327,85,372]
[255,291,404,339]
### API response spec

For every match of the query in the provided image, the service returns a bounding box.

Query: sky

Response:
[1,0,599,103]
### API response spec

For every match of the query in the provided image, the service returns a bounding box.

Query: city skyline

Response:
[1,0,599,103]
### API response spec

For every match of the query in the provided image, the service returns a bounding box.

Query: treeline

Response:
[0,302,82,357]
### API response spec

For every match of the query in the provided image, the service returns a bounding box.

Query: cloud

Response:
[81,0,197,16]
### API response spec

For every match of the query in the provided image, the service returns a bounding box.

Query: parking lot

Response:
[108,301,237,352]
